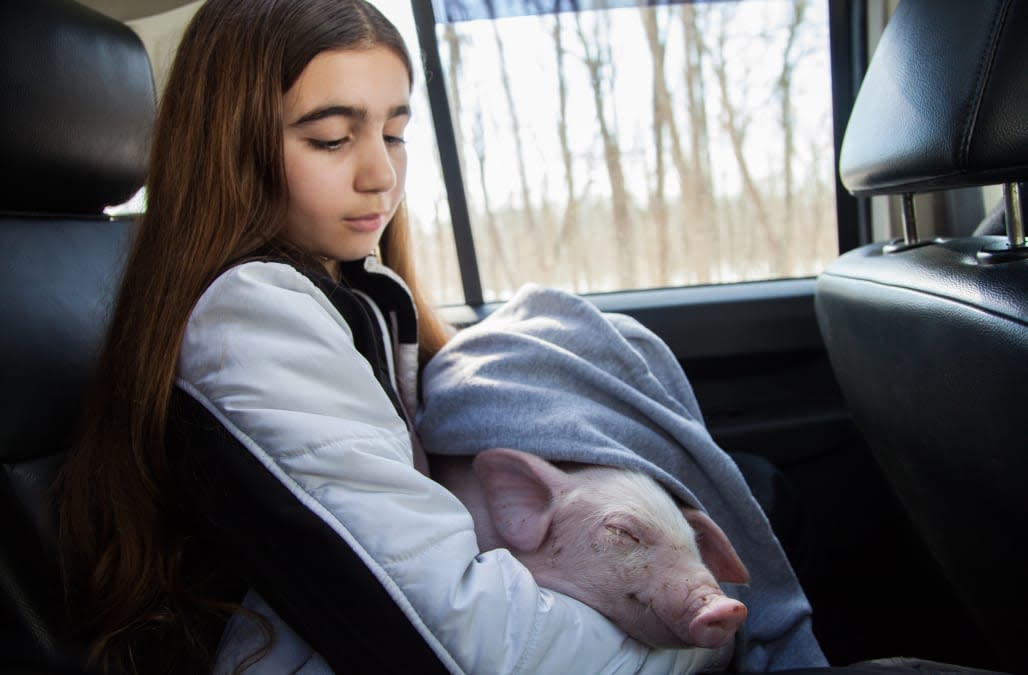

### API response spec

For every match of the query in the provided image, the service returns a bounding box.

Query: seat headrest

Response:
[839,0,1028,196]
[0,0,155,215]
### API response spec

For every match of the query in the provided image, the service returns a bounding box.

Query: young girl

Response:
[58,1,712,673]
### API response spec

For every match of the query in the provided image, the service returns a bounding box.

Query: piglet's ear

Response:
[682,507,750,584]
[473,448,564,553]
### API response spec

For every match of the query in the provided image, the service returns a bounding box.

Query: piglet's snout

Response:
[687,595,747,649]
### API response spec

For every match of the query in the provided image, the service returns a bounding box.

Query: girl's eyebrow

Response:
[291,104,411,126]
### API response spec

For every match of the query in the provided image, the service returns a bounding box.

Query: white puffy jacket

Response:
[173,258,719,674]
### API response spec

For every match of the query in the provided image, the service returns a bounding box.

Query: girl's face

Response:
[281,46,410,277]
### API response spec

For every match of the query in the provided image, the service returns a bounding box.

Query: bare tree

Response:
[681,4,717,282]
[442,23,467,173]
[549,9,592,291]
[443,22,515,295]
[806,118,835,272]
[576,6,636,287]
[639,3,672,286]
[491,21,547,280]
[471,105,517,293]
[776,0,809,273]
[708,7,784,273]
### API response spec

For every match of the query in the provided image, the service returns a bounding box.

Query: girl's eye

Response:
[384,135,406,146]
[307,137,348,151]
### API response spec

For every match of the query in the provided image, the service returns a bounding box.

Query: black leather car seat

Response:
[0,0,155,671]
[815,1,1028,673]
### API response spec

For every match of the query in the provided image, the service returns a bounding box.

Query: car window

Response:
[409,0,838,303]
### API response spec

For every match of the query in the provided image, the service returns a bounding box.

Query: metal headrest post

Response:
[883,192,939,254]
[977,182,1028,263]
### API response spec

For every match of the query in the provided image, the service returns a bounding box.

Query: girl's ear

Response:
[681,507,750,584]
[472,448,566,552]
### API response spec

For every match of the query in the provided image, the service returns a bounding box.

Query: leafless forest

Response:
[406,1,836,304]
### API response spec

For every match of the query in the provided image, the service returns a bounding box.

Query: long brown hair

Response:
[58,0,450,671]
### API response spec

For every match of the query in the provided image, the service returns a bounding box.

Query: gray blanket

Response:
[416,284,827,672]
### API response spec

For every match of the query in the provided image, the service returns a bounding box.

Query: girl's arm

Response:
[176,261,714,675]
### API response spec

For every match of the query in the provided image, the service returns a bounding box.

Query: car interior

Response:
[1,0,1024,673]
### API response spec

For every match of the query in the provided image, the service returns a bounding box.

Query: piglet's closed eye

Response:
[681,507,750,584]
[472,448,564,552]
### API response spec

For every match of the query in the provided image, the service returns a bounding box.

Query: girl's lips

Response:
[344,213,385,233]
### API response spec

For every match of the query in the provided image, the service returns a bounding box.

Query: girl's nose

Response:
[354,138,397,194]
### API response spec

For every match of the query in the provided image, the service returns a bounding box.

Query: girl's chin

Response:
[327,236,385,263]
